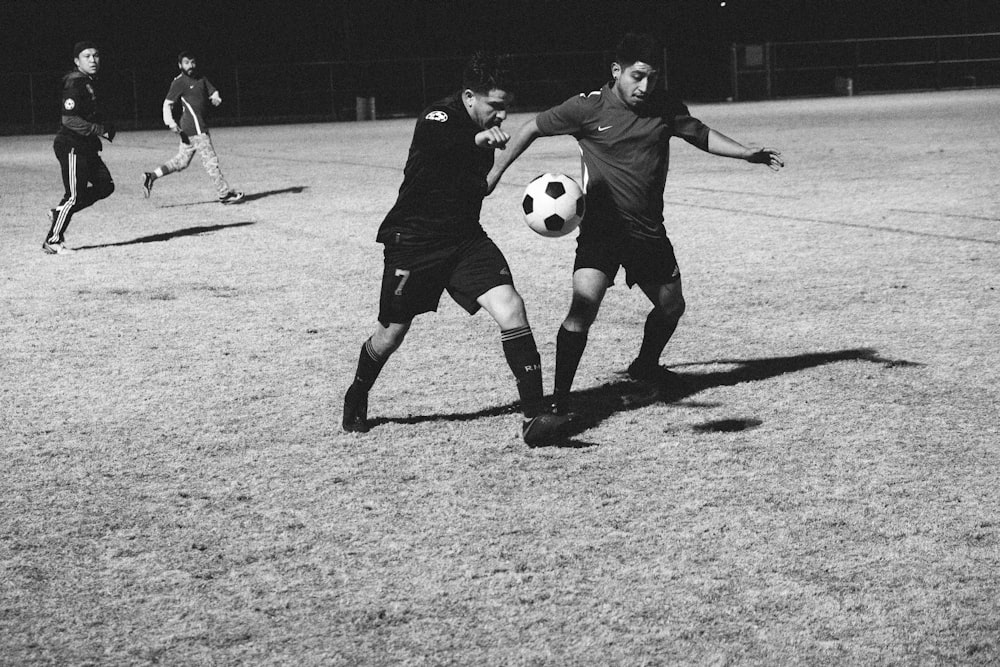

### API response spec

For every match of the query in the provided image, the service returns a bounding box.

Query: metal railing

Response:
[730,32,1000,100]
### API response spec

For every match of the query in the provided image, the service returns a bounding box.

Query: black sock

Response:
[501,325,544,418]
[554,325,588,400]
[352,338,387,391]
[635,306,683,368]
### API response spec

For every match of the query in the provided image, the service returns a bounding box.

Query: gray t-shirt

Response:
[535,84,710,239]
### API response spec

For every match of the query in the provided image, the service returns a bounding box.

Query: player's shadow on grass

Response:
[373,347,920,447]
[156,186,306,208]
[240,186,306,202]
[75,222,255,249]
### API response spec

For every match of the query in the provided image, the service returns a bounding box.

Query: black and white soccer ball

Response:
[521,173,585,238]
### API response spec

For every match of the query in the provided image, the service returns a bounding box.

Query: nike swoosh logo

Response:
[598,125,613,131]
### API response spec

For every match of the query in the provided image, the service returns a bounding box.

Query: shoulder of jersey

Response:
[423,108,451,123]
[574,89,605,107]
[64,71,88,86]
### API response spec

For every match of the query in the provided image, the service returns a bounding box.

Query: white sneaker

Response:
[42,241,75,255]
[219,191,245,205]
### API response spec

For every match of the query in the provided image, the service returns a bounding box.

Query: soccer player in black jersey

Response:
[342,52,570,446]
[45,41,116,254]
[488,33,783,414]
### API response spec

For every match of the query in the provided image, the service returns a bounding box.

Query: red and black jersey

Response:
[55,71,108,153]
[376,94,493,244]
[536,84,710,239]
[165,72,218,135]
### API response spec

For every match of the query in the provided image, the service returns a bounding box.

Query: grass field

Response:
[3,89,999,665]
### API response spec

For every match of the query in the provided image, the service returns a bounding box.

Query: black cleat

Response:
[626,359,688,400]
[627,359,683,386]
[142,172,155,198]
[521,411,572,447]
[552,393,571,416]
[343,385,370,433]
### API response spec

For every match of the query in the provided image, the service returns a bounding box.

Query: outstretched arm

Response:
[707,128,784,171]
[486,117,544,195]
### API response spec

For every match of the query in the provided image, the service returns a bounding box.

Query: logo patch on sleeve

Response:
[425,110,448,122]
[63,98,76,111]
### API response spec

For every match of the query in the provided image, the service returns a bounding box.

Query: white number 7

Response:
[393,269,411,296]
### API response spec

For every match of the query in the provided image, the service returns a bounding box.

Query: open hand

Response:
[748,147,784,171]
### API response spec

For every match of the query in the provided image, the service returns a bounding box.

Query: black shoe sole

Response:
[343,419,370,433]
[343,386,370,433]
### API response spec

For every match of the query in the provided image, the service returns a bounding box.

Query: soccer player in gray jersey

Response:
[488,32,783,414]
[141,52,243,204]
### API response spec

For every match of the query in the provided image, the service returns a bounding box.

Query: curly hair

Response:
[462,51,510,93]
[615,32,661,68]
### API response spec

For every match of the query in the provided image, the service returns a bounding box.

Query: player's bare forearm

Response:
[486,118,542,195]
[707,129,784,171]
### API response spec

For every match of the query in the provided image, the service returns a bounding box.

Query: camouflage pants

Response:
[162,132,231,198]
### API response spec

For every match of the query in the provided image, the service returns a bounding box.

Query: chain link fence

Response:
[0,51,614,135]
[731,32,1000,100]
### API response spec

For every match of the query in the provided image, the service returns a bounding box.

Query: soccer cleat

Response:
[521,411,572,447]
[219,191,245,205]
[142,172,155,198]
[342,385,370,433]
[42,241,74,255]
[627,359,682,385]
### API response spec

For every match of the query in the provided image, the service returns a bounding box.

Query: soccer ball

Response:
[521,173,585,238]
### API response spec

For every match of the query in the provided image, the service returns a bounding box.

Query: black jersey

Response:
[376,94,493,244]
[55,71,108,153]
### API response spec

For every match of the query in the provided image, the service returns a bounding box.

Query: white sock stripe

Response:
[363,338,385,363]
[501,325,533,342]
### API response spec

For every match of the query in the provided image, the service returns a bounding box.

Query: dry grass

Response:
[2,89,999,665]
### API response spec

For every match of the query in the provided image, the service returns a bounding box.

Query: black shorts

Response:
[378,233,515,324]
[574,214,680,287]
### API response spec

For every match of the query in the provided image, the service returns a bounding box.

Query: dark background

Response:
[7,0,998,67]
[3,0,999,114]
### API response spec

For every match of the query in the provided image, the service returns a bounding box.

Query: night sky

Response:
[3,0,998,111]
[6,0,999,72]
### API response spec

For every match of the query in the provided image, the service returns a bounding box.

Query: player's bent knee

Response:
[566,297,601,330]
[493,302,529,330]
[480,286,528,329]
[372,321,410,356]
[666,298,686,320]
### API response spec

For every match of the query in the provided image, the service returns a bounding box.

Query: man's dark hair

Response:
[615,32,661,68]
[73,41,98,58]
[462,51,509,93]
[177,51,196,63]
